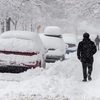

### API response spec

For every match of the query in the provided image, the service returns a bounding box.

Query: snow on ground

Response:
[0,51,100,100]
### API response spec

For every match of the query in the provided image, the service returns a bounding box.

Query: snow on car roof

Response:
[0,31,44,52]
[0,31,37,40]
[44,26,62,36]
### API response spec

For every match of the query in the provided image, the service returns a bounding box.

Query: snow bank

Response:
[0,52,81,99]
[44,26,62,36]
[0,49,99,99]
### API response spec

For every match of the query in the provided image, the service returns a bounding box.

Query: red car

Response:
[0,31,46,73]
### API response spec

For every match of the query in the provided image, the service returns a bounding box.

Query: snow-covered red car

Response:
[39,26,66,62]
[0,31,46,73]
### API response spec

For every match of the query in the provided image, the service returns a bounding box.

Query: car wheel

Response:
[60,55,65,61]
[43,61,46,69]
[41,59,46,69]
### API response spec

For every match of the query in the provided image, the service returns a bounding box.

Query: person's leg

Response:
[96,44,98,51]
[87,62,93,81]
[82,62,87,81]
[97,44,99,50]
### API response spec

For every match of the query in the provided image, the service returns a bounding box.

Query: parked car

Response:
[62,33,78,54]
[0,31,46,73]
[39,26,66,62]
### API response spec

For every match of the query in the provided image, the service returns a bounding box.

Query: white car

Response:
[0,31,46,73]
[62,33,78,54]
[39,26,66,62]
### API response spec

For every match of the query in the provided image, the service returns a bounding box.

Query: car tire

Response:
[60,55,65,61]
[43,61,46,69]
[42,59,46,69]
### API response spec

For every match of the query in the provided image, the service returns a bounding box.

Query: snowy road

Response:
[0,51,99,100]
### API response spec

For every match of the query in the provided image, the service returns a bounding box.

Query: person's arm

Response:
[92,42,97,55]
[77,42,82,60]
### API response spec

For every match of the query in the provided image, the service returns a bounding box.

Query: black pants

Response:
[82,62,93,79]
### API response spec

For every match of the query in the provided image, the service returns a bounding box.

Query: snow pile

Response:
[0,51,99,99]
[44,26,62,36]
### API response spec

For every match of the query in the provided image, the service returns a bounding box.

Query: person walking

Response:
[95,35,100,50]
[77,32,97,82]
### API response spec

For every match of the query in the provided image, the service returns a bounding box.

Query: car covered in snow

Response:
[0,31,46,73]
[62,33,78,54]
[39,26,66,62]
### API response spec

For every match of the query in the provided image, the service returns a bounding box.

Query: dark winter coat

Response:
[77,38,97,63]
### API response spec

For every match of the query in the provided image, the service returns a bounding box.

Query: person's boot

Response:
[82,78,87,82]
[88,75,92,81]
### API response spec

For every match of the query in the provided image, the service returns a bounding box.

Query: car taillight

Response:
[68,44,76,47]
[0,51,38,56]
